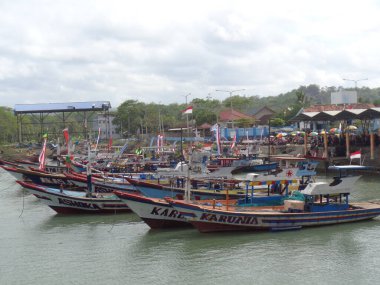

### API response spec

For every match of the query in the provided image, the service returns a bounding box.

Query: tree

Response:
[192,98,221,126]
[235,118,255,128]
[114,100,145,137]
[270,117,285,127]
[0,107,17,144]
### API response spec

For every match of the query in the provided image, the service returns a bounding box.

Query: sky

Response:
[1,0,380,109]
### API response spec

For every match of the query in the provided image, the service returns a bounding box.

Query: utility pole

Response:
[184,93,191,135]
[216,89,245,129]
[343,78,368,100]
[215,89,245,112]
[343,78,368,90]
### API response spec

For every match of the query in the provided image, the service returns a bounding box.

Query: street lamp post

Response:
[216,89,245,129]
[215,89,246,112]
[343,78,368,92]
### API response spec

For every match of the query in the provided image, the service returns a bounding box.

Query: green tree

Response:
[235,117,255,128]
[270,117,285,127]
[192,98,221,126]
[0,107,17,144]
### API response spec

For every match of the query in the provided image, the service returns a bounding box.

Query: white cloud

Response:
[1,0,380,108]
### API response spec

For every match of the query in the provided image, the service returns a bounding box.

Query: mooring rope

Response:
[19,188,25,218]
[107,208,117,232]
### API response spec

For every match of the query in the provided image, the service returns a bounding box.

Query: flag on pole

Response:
[39,134,48,170]
[230,132,237,149]
[63,128,69,145]
[211,123,218,132]
[108,136,113,150]
[350,150,361,160]
[211,124,221,155]
[118,141,128,158]
[216,127,221,155]
[181,106,193,114]
[95,128,101,151]
[157,134,163,154]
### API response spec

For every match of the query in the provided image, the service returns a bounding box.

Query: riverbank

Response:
[0,144,49,164]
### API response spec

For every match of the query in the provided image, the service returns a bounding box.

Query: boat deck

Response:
[351,201,380,209]
[190,201,380,214]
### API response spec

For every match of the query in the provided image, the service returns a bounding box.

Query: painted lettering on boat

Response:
[150,207,184,219]
[200,213,258,224]
[58,198,101,209]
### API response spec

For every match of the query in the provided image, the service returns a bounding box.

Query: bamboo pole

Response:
[345,132,350,158]
[323,131,328,159]
[226,188,229,211]
[304,132,308,155]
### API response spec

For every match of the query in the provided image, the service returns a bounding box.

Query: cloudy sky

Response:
[1,0,380,109]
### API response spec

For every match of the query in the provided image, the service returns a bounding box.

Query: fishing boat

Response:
[113,191,191,228]
[125,177,249,200]
[1,164,74,185]
[114,178,299,229]
[129,158,316,200]
[207,156,279,174]
[245,157,318,182]
[17,180,132,214]
[1,164,139,193]
[156,160,237,179]
[169,165,380,232]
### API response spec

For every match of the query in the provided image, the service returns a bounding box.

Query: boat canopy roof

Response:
[328,165,371,171]
[270,156,307,161]
[301,175,361,195]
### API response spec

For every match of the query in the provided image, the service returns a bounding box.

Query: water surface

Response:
[1,169,380,285]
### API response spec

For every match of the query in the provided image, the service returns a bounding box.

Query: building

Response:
[247,106,276,125]
[292,103,378,131]
[14,101,111,142]
[218,109,256,128]
[331,90,357,105]
[93,113,120,140]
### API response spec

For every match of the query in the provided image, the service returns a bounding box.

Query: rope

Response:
[19,188,25,218]
[107,208,117,232]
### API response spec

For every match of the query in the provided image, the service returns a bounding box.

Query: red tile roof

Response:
[198,123,212,129]
[219,109,255,122]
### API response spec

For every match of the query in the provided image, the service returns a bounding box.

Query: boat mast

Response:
[86,143,92,198]
[184,151,192,202]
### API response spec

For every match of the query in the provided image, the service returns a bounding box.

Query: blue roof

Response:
[14,101,111,114]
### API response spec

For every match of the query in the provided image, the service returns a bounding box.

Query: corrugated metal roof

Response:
[14,101,111,114]
[292,108,380,122]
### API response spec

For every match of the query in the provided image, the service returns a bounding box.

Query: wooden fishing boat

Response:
[113,191,191,228]
[125,177,250,200]
[17,180,132,214]
[114,178,299,229]
[1,164,138,193]
[1,165,72,185]
[245,157,318,182]
[125,167,305,199]
[170,166,380,232]
[208,156,279,174]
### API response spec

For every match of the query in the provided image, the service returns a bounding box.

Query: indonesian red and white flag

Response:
[157,134,163,153]
[230,133,237,149]
[214,124,221,155]
[350,150,361,160]
[39,137,47,170]
[182,106,193,114]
